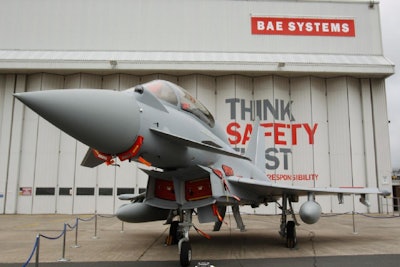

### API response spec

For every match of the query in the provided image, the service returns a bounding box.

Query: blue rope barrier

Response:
[320,211,400,219]
[66,218,78,230]
[39,224,66,240]
[22,235,39,267]
[78,215,96,222]
[98,214,116,218]
[23,213,115,266]
[321,212,352,217]
[355,212,400,219]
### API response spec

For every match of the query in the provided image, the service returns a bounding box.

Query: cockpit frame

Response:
[139,80,215,127]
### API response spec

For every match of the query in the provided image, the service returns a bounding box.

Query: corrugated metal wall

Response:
[0,0,383,55]
[0,73,391,214]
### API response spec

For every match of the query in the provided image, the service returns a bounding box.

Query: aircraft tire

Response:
[180,241,192,267]
[286,221,297,248]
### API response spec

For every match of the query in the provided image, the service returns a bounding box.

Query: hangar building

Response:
[0,0,395,215]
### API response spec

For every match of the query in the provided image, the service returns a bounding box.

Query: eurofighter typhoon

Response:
[15,80,389,266]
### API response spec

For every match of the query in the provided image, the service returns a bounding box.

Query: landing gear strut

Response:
[165,209,191,267]
[165,209,193,266]
[279,194,299,249]
[213,205,246,232]
[286,221,297,248]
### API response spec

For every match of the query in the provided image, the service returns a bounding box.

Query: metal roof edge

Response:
[0,50,394,78]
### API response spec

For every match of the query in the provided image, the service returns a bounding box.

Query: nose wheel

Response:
[179,240,192,267]
[169,209,192,267]
[165,209,194,267]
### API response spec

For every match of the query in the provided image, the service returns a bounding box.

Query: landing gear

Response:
[166,221,181,245]
[286,221,297,248]
[165,209,194,266]
[179,241,192,267]
[232,205,246,232]
[213,205,246,232]
[178,209,193,267]
[212,205,226,231]
[165,209,194,267]
[279,194,299,249]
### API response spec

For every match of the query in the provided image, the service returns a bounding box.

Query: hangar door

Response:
[0,73,391,214]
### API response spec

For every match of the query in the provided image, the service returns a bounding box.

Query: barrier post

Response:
[35,234,40,267]
[351,195,357,235]
[352,211,357,234]
[386,197,389,215]
[121,221,124,233]
[72,218,80,248]
[92,213,98,239]
[58,224,70,262]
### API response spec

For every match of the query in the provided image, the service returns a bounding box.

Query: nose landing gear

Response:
[179,240,192,267]
[165,209,194,267]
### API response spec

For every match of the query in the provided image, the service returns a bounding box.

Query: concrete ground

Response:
[0,213,399,266]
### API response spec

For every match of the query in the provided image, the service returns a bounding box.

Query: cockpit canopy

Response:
[138,80,215,127]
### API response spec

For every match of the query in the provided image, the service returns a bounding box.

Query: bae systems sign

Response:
[251,16,355,37]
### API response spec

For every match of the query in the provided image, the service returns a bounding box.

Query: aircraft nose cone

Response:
[15,89,140,155]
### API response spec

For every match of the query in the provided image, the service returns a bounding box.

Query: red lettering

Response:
[274,123,286,145]
[260,123,273,137]
[291,124,302,145]
[226,122,241,145]
[226,122,318,146]
[303,123,318,144]
[242,124,252,145]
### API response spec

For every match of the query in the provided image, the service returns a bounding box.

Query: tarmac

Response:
[0,212,400,266]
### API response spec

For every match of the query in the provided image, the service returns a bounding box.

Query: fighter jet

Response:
[15,80,389,267]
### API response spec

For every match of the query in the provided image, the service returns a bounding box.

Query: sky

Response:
[380,0,400,169]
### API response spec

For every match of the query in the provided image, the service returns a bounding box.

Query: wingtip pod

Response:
[380,189,391,197]
[14,89,141,155]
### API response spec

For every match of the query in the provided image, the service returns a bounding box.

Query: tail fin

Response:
[245,118,265,171]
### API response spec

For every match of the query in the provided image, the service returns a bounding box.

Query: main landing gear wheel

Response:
[180,241,192,267]
[286,220,297,248]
